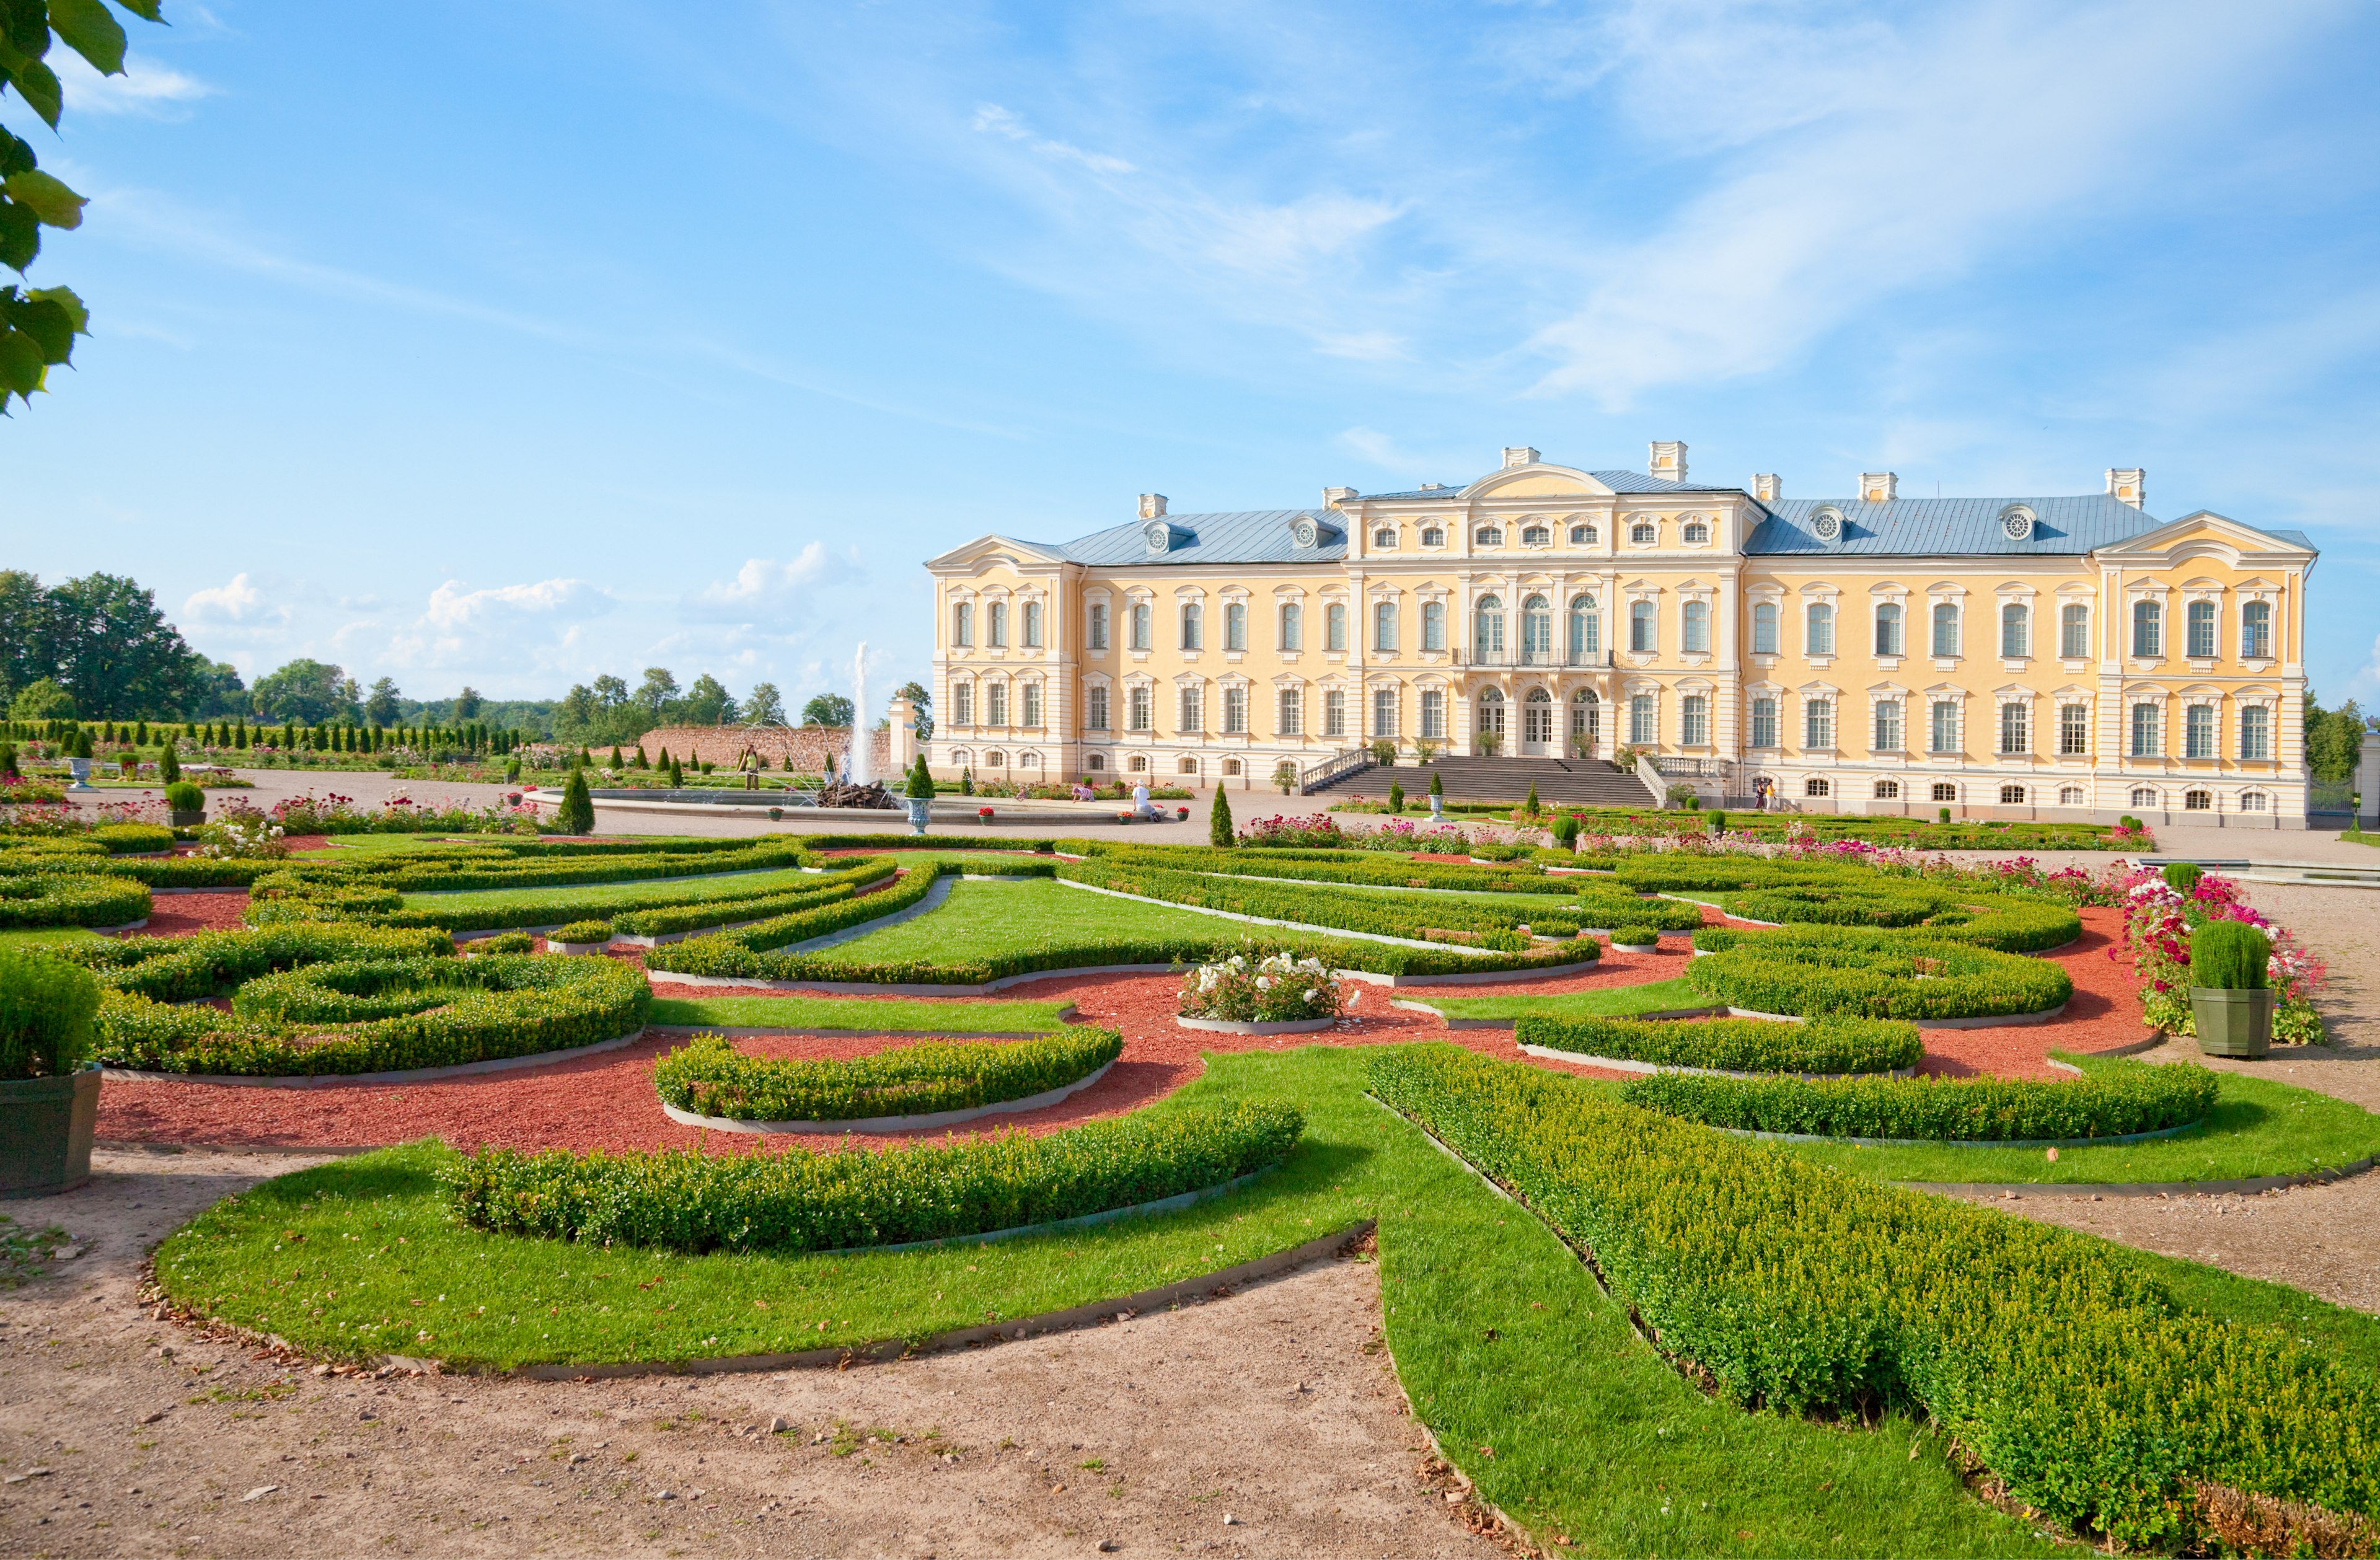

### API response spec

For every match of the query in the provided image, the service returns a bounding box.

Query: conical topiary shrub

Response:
[1210,780,1234,847]
[556,766,595,835]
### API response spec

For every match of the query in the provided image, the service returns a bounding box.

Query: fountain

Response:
[813,642,896,809]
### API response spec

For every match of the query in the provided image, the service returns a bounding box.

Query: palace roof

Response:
[1746,495,2164,555]
[1052,509,1348,566]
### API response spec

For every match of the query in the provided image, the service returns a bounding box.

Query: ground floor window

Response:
[1222,758,1241,776]
[1129,754,1147,772]
[1804,777,1830,798]
[1178,756,1200,775]
[1873,779,1899,800]
[2241,790,2268,811]
[985,749,1006,766]
[2185,788,2213,811]
[2130,786,2159,808]
[1086,753,1106,772]
[1999,783,2026,805]
[2058,785,2084,806]
[1932,782,1957,803]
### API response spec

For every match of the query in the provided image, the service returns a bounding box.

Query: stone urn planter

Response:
[1428,795,1444,821]
[904,798,932,835]
[66,757,94,793]
[1,1069,101,1199]
[2191,986,2275,1059]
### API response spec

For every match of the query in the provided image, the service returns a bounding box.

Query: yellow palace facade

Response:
[923,444,2319,826]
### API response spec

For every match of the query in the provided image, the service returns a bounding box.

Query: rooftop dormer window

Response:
[1290,517,1318,549]
[1999,505,2035,542]
[1810,507,1844,545]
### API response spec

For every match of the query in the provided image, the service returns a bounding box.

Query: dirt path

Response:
[0,1148,1497,1559]
[1970,879,2380,1315]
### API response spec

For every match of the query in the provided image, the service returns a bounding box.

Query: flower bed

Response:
[1366,1044,2379,1549]
[1620,1057,2218,1142]
[1178,948,1343,1023]
[651,1026,1123,1123]
[1514,1014,1921,1075]
[96,952,650,1078]
[444,1098,1302,1255]
[2117,868,2327,1044]
[0,871,151,928]
[1685,927,2073,1021]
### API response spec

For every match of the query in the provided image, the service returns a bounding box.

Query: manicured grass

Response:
[814,878,1233,964]
[645,995,1074,1032]
[156,1043,2380,1554]
[1768,1054,2380,1186]
[0,925,105,950]
[397,863,827,913]
[1422,976,1708,1022]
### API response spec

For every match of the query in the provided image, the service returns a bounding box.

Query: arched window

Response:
[1325,602,1348,651]
[1804,777,1831,799]
[1222,758,1240,776]
[1373,601,1398,652]
[1933,782,1959,803]
[1086,752,1106,772]
[1373,527,1398,550]
[1523,686,1553,747]
[1629,519,1656,544]
[2186,599,2216,658]
[1805,601,1834,656]
[1568,594,1599,660]
[1279,601,1303,651]
[1874,780,1900,800]
[988,601,1008,648]
[1931,602,1960,658]
[1087,601,1108,651]
[1020,600,1041,648]
[1874,602,1902,657]
[1570,689,1598,752]
[1569,523,1597,545]
[2242,599,2273,658]
[2239,704,2270,760]
[2240,790,2268,812]
[1474,526,1504,547]
[1128,754,1148,772]
[1474,595,1505,657]
[1421,526,1445,547]
[2060,602,2088,658]
[2000,602,2029,659]
[1225,601,1247,651]
[1752,601,1779,655]
[1521,594,1552,661]
[2131,599,2161,657]
[1681,600,1711,653]
[2058,785,2084,806]
[985,749,1006,766]
[2130,785,2158,808]
[1179,601,1202,650]
[1681,519,1709,544]
[2184,788,2213,811]
[1422,600,1447,651]
[1629,599,1656,654]
[1474,686,1505,745]
[1178,756,1201,775]
[1129,601,1151,651]
[1521,524,1551,547]
[952,601,973,647]
[2000,784,2027,806]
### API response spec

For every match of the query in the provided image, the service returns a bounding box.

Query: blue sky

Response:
[9,0,2380,718]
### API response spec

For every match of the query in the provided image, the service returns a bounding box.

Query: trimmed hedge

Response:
[1722,886,2081,954]
[0,871,151,928]
[444,1097,1302,1254]
[268,837,812,896]
[1686,928,2073,1021]
[1618,1059,2219,1142]
[646,863,948,970]
[0,948,100,1080]
[608,878,863,937]
[1057,857,1618,949]
[652,1026,1122,1122]
[97,952,649,1077]
[38,854,270,889]
[549,920,613,944]
[92,822,175,853]
[1367,1044,2380,1548]
[1515,1014,1921,1075]
[798,832,1058,853]
[56,924,457,1002]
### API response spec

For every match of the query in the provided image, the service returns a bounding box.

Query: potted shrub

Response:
[164,779,206,828]
[903,756,935,835]
[0,950,104,1197]
[2190,920,2275,1059]
[1428,770,1444,820]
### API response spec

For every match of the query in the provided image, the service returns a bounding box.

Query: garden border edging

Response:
[1176,1015,1338,1036]
[1516,1042,1918,1082]
[100,1028,650,1089]
[1902,1153,2380,1199]
[657,1059,1117,1135]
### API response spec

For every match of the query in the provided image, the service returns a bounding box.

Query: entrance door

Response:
[1571,690,1599,759]
[1522,688,1554,756]
[1474,688,1505,752]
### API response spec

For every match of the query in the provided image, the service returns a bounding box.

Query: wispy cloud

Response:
[685,544,857,621]
[972,104,1135,175]
[53,51,212,118]
[182,571,285,628]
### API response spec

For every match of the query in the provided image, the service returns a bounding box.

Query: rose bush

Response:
[1178,946,1343,1023]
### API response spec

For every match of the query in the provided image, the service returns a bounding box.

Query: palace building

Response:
[923,444,2319,826]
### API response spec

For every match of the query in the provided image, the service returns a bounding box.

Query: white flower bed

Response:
[1178,948,1344,1024]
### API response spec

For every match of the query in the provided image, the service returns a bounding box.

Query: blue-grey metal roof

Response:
[1746,495,2161,556]
[2268,527,2317,552]
[1050,509,1347,566]
[1362,469,1701,500]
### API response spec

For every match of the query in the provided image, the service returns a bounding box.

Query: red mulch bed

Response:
[92,899,2157,1153]
[118,889,250,937]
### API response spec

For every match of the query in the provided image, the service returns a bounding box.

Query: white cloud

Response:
[1312,330,1407,363]
[972,103,1137,175]
[685,544,855,619]
[182,571,283,626]
[54,52,212,118]
[423,577,609,631]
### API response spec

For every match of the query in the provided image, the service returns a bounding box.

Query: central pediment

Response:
[1466,465,1615,500]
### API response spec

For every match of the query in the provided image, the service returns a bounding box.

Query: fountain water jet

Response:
[847,643,871,788]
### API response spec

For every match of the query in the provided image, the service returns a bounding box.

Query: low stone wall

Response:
[639,725,893,774]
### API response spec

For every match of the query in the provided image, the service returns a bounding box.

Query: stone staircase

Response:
[1305,755,1659,808]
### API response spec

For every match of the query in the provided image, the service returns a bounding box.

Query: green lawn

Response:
[813,878,1233,963]
[397,863,828,914]
[157,1043,2380,1556]
[1421,975,1708,1022]
[0,926,105,951]
[1770,1055,2380,1186]
[646,994,1075,1032]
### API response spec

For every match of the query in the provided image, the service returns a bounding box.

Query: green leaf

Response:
[0,195,38,272]
[0,324,46,395]
[10,294,76,360]
[27,282,86,332]
[109,0,165,23]
[3,169,84,228]
[48,0,126,75]
[0,126,33,179]
[0,0,46,59]
[6,55,62,127]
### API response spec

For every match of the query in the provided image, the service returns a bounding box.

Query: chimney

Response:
[1752,474,1781,503]
[1321,486,1357,509]
[1501,446,1539,469]
[1649,441,1687,483]
[1138,493,1168,519]
[1859,471,1898,503]
[2106,468,2145,509]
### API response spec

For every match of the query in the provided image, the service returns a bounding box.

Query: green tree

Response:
[454,685,483,720]
[555,767,594,835]
[801,692,855,727]
[363,677,402,727]
[634,667,679,721]
[2304,694,2368,783]
[894,679,935,740]
[8,675,71,720]
[1209,780,1233,847]
[250,659,360,724]
[0,568,46,698]
[41,572,208,716]
[742,681,786,727]
[2,2,166,412]
[681,672,736,725]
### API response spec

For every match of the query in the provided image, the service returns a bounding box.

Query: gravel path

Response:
[0,1148,1496,1559]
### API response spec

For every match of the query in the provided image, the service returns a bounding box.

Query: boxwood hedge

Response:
[444,1097,1303,1254]
[56,924,456,1001]
[0,871,151,928]
[93,822,175,853]
[1721,885,2081,953]
[646,863,949,969]
[1515,1013,1921,1075]
[652,1026,1123,1122]
[1617,1059,2219,1142]
[1686,928,2072,1021]
[1367,1044,2380,1549]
